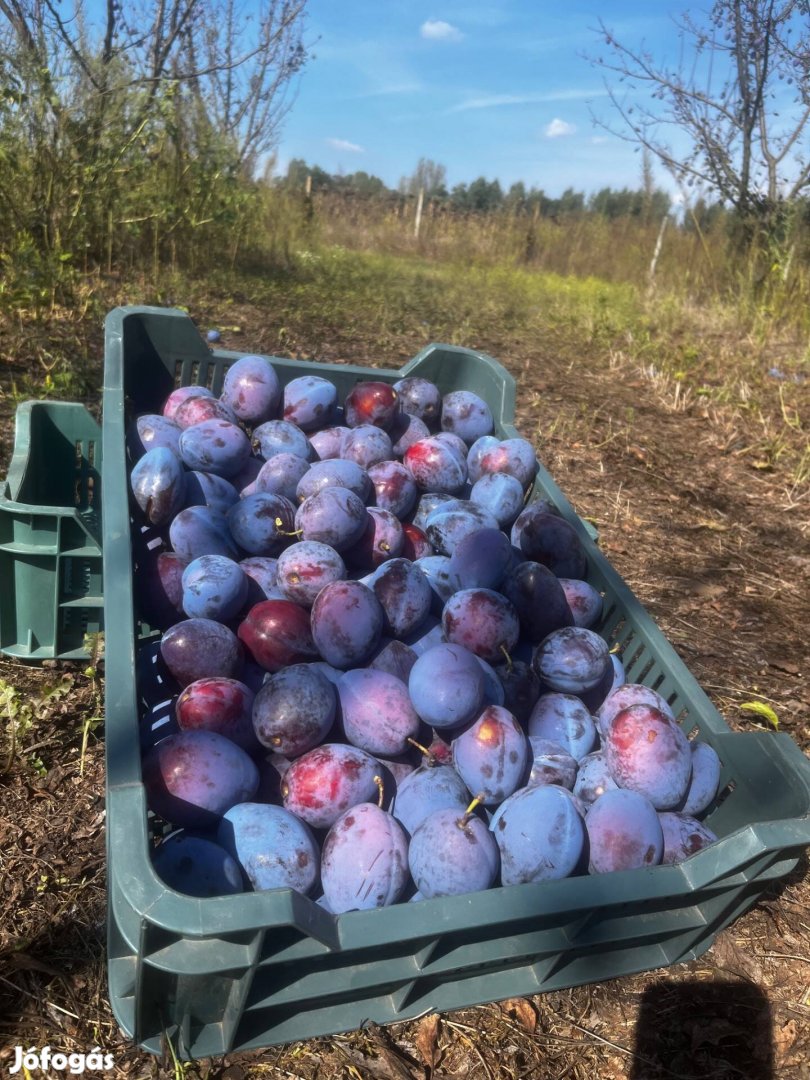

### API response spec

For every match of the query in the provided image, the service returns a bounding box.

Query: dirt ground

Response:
[0,293,808,1080]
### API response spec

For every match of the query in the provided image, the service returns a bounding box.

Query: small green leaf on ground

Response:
[739,701,779,730]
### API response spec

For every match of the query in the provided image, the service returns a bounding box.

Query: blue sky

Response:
[275,1,684,196]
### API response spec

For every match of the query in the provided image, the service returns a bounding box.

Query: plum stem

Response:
[373,774,385,808]
[499,644,513,673]
[406,737,437,765]
[274,517,303,537]
[459,795,483,825]
[609,643,623,655]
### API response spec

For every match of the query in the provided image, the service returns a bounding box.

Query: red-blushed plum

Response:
[408,643,486,730]
[283,374,338,431]
[533,627,611,697]
[502,560,574,643]
[678,741,722,816]
[409,806,500,898]
[441,390,494,445]
[370,558,433,638]
[175,676,257,752]
[400,522,434,560]
[238,599,318,672]
[442,588,520,664]
[175,393,238,429]
[528,692,597,762]
[338,668,421,756]
[252,663,336,756]
[310,580,384,668]
[477,437,538,490]
[252,418,312,461]
[559,578,604,629]
[181,554,248,621]
[466,435,501,484]
[276,541,346,608]
[130,446,186,526]
[169,505,241,561]
[368,460,418,519]
[403,436,467,494]
[344,380,399,430]
[152,832,244,897]
[160,618,243,687]
[658,812,718,864]
[527,737,579,790]
[493,659,542,725]
[490,785,585,884]
[452,705,529,805]
[295,487,369,551]
[586,788,664,873]
[281,743,382,829]
[448,527,513,590]
[604,703,692,810]
[573,751,619,806]
[163,385,213,422]
[321,803,409,913]
[391,764,470,836]
[596,682,676,738]
[220,354,281,424]
[254,452,310,502]
[216,802,320,893]
[142,729,259,828]
[227,492,297,556]
[392,376,442,426]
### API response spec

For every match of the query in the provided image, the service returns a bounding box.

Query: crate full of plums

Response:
[102,306,810,1060]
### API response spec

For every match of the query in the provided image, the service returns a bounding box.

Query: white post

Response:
[648,213,668,288]
[414,186,424,239]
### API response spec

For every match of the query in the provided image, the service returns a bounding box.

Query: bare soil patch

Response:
[1,291,808,1079]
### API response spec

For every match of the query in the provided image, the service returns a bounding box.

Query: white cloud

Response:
[326,138,365,153]
[420,19,464,42]
[545,118,576,139]
[448,88,607,113]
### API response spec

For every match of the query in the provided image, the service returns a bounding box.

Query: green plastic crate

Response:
[0,401,103,660]
[102,306,810,1060]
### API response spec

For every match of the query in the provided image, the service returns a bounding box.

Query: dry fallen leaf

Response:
[415,1013,441,1071]
[499,997,538,1034]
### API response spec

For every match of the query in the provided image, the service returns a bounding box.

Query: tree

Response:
[400,157,447,199]
[592,1,810,239]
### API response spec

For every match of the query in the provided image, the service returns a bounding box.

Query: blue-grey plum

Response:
[321,803,409,913]
[391,764,470,836]
[586,788,664,873]
[338,668,420,756]
[131,446,186,526]
[283,375,338,431]
[152,832,244,897]
[452,705,529,805]
[603,703,692,810]
[658,812,718,864]
[409,806,499,898]
[310,580,384,668]
[216,802,319,893]
[490,785,585,884]
[528,693,597,761]
[221,355,281,424]
[408,644,486,730]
